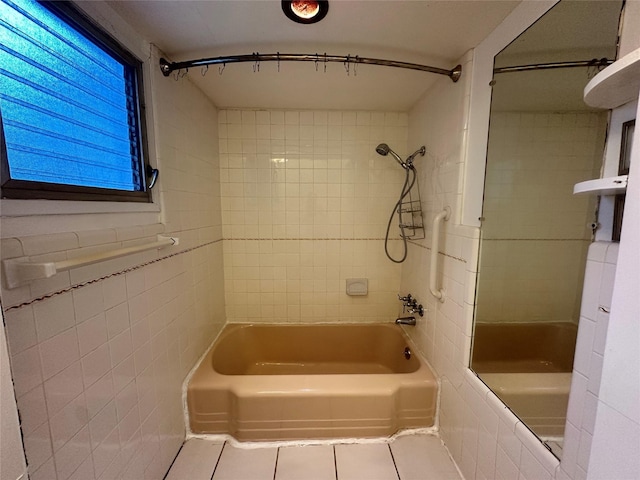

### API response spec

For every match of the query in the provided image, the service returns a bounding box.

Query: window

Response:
[0,0,151,202]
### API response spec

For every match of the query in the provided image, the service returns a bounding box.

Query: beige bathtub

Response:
[187,323,437,441]
[471,322,576,438]
[480,372,571,437]
[472,322,577,373]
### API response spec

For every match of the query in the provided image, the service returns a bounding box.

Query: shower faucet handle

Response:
[398,293,413,303]
[408,303,424,317]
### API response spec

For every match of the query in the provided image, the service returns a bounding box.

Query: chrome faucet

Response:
[398,293,424,317]
[395,316,416,326]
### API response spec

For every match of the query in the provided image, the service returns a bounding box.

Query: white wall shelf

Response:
[574,175,628,196]
[584,47,640,109]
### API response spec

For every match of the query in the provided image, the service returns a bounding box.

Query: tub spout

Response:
[395,316,416,326]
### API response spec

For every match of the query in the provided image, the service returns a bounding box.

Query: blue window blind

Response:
[0,0,149,200]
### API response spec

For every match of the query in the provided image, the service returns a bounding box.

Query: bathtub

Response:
[472,322,578,373]
[480,372,571,437]
[471,322,576,438]
[187,323,437,441]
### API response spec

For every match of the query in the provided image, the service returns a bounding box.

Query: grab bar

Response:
[429,207,450,302]
[2,235,179,289]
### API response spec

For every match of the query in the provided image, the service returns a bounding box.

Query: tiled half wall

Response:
[1,229,225,480]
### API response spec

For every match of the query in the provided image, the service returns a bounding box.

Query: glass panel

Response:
[470,0,623,459]
[0,0,140,191]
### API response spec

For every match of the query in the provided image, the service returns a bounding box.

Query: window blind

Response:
[0,0,143,191]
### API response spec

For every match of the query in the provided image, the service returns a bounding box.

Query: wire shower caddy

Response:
[398,182,425,240]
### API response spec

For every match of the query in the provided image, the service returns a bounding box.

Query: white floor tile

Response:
[213,444,278,480]
[335,443,398,480]
[391,435,461,480]
[165,438,224,480]
[166,434,462,480]
[275,445,335,480]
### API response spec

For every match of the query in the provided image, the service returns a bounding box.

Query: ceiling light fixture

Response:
[282,0,329,24]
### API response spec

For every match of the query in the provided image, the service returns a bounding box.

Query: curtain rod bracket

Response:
[449,64,462,83]
[160,57,172,77]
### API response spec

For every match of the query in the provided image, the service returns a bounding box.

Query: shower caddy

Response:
[397,185,425,240]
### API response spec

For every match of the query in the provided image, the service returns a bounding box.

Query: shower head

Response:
[375,143,390,156]
[376,143,426,169]
[375,143,406,168]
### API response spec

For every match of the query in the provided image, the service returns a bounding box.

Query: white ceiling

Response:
[102,0,521,110]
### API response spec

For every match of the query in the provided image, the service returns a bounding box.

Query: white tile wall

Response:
[0,46,225,480]
[219,109,409,323]
[3,234,224,480]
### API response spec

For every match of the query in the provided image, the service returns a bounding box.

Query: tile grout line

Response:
[387,444,401,480]
[406,239,467,263]
[162,441,186,480]
[273,446,280,480]
[210,441,227,480]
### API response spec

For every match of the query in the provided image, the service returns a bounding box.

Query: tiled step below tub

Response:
[187,323,438,441]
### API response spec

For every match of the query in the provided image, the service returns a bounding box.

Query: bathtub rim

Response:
[478,372,573,395]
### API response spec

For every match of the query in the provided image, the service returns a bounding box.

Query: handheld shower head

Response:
[375,143,405,168]
[375,143,390,156]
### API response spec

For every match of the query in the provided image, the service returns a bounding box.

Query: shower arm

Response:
[159,53,462,82]
[405,146,426,167]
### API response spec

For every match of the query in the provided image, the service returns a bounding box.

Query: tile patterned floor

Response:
[165,434,462,480]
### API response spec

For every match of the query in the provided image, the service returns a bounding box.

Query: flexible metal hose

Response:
[384,166,417,263]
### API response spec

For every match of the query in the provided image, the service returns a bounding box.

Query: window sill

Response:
[0,199,162,238]
[0,199,160,217]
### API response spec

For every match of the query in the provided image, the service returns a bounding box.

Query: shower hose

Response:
[384,165,417,263]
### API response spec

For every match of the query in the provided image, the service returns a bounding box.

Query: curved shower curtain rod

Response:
[493,58,613,74]
[159,53,462,82]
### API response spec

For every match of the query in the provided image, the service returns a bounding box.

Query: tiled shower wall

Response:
[399,50,478,370]
[477,111,605,324]
[219,109,409,323]
[0,47,225,480]
[561,242,618,480]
